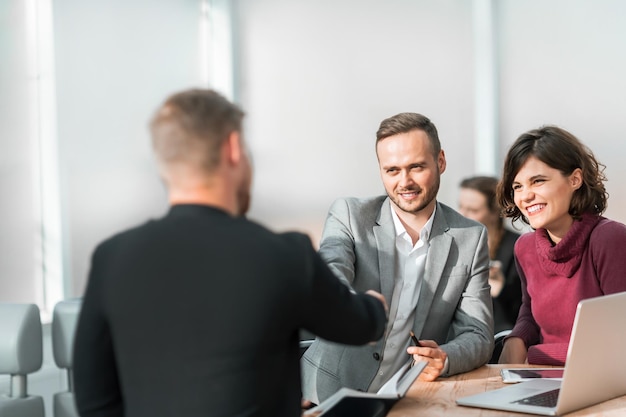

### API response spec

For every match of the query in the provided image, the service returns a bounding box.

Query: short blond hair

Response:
[150,89,244,174]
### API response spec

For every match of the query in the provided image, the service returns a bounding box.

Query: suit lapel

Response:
[413,202,452,336]
[374,199,397,302]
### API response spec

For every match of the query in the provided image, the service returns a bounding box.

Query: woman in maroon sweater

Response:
[495,125,626,365]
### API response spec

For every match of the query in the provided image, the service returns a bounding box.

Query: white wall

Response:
[237,0,476,243]
[0,1,40,303]
[53,0,206,296]
[497,0,626,224]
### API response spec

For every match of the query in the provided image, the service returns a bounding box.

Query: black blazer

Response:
[493,229,522,333]
[73,204,386,417]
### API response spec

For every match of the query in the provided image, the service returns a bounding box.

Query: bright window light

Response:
[25,0,64,322]
[199,0,235,100]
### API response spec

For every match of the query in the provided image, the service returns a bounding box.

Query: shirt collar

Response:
[390,201,437,242]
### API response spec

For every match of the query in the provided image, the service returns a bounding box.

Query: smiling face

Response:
[512,156,582,243]
[377,129,446,220]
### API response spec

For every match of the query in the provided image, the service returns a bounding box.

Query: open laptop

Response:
[456,291,626,415]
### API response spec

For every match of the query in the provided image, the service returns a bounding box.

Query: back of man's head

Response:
[150,89,245,178]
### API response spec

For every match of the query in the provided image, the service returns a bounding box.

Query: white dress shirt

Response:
[367,203,435,392]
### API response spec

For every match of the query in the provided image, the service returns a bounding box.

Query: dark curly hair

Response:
[496,125,608,225]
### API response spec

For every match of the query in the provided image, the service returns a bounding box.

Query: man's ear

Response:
[438,150,447,174]
[224,131,243,165]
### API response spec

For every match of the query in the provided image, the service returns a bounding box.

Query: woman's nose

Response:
[520,188,535,202]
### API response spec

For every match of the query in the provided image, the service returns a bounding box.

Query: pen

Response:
[410,330,422,347]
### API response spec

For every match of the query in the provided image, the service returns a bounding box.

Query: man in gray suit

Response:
[301,112,494,404]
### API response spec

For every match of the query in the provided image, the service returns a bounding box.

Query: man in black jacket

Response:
[73,88,387,417]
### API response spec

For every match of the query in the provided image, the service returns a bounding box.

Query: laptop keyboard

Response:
[512,388,560,408]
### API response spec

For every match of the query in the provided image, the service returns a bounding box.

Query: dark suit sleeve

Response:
[294,234,387,345]
[73,244,124,417]
[495,231,522,326]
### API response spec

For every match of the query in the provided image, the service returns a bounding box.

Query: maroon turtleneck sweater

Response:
[508,213,626,365]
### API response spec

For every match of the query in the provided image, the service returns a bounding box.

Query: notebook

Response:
[304,359,427,417]
[456,291,626,415]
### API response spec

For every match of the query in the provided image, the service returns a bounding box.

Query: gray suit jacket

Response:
[301,196,494,403]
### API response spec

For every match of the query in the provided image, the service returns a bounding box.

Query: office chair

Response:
[0,303,45,417]
[489,329,512,364]
[51,298,82,417]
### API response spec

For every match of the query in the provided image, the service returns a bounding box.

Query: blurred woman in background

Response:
[459,176,522,333]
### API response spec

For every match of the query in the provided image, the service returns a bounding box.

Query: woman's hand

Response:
[489,260,505,298]
[498,337,528,364]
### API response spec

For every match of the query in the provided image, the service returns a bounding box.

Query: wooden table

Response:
[387,365,626,416]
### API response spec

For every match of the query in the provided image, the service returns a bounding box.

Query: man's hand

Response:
[301,399,321,417]
[488,260,505,298]
[406,339,448,381]
[365,290,388,314]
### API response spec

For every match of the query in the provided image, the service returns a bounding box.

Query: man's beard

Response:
[237,187,250,217]
[389,176,440,215]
